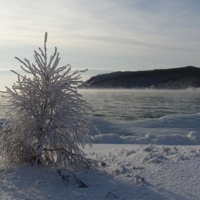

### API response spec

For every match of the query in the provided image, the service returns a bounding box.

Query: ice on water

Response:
[1,89,200,145]
[90,112,200,145]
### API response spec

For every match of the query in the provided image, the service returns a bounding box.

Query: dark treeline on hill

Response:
[79,66,200,89]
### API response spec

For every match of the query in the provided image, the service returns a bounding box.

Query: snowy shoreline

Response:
[0,111,200,199]
[1,144,200,199]
[1,111,200,146]
[90,112,200,145]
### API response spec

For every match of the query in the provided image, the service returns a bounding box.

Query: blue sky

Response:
[1,0,200,88]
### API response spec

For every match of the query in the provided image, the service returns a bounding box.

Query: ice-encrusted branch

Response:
[0,32,98,169]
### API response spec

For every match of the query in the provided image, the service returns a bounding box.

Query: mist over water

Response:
[1,89,199,122]
[1,89,200,141]
[79,89,200,122]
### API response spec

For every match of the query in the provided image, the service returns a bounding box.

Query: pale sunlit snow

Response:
[0,112,200,199]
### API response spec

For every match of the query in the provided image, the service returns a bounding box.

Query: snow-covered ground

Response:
[0,144,200,200]
[91,112,200,145]
[0,113,200,199]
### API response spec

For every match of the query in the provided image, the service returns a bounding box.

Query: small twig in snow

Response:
[35,180,49,198]
[57,168,88,188]
[105,191,118,199]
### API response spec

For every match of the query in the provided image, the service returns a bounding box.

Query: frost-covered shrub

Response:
[0,33,96,169]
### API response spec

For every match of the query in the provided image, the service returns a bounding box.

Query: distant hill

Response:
[79,66,200,89]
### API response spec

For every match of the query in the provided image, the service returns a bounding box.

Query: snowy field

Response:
[0,144,200,200]
[0,113,200,199]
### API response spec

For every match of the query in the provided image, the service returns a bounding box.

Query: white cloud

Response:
[1,0,200,85]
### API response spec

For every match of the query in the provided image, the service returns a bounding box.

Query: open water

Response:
[1,89,200,140]
[79,89,200,123]
[1,89,200,122]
